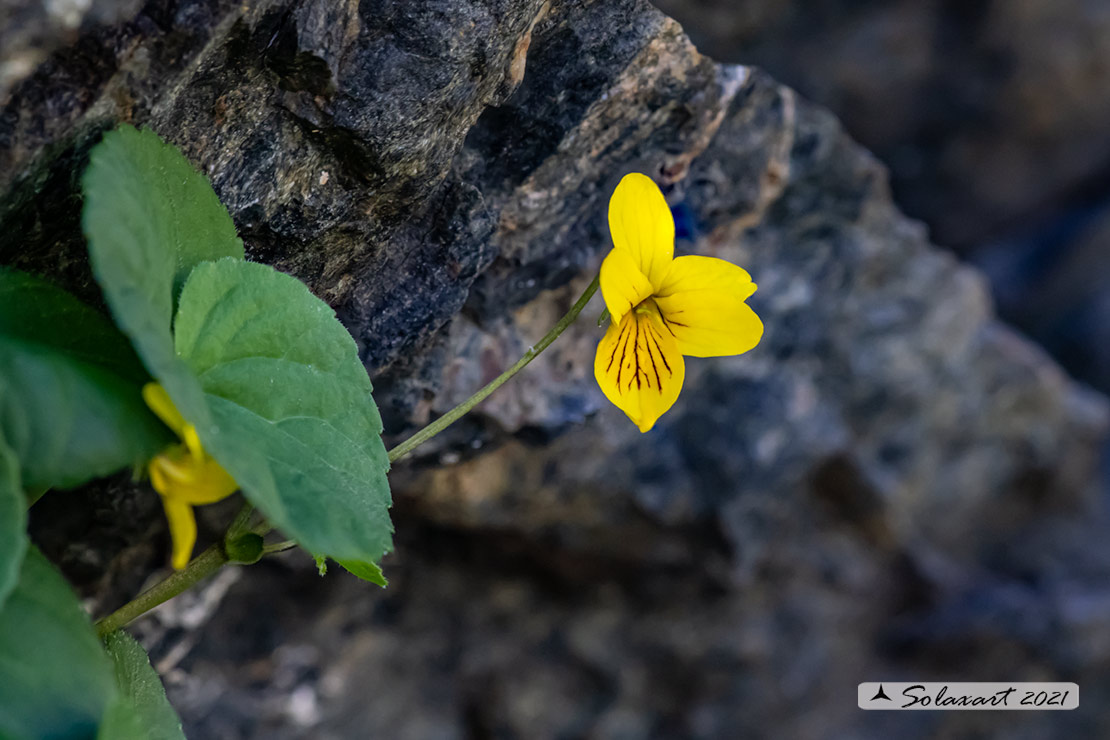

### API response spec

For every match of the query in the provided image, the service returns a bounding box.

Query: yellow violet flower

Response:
[594,173,764,432]
[142,383,238,569]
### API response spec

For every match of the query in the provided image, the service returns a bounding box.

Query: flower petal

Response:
[182,424,205,461]
[142,382,188,438]
[608,173,674,289]
[599,247,654,324]
[594,304,685,432]
[161,497,196,570]
[654,255,763,358]
[149,446,239,505]
[188,458,239,503]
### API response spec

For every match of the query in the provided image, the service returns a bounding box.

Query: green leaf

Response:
[0,432,26,612]
[0,269,147,384]
[82,124,244,428]
[0,547,116,739]
[97,699,146,740]
[313,554,388,586]
[0,268,171,490]
[337,558,388,587]
[173,259,393,570]
[98,632,186,740]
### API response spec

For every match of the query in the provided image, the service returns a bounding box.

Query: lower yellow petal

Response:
[149,447,239,505]
[162,497,197,570]
[599,247,654,324]
[594,303,685,432]
[185,458,239,504]
[148,439,239,570]
[654,255,763,358]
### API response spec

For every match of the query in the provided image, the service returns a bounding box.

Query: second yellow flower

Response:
[594,173,764,432]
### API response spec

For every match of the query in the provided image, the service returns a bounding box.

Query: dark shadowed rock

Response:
[3,0,1109,738]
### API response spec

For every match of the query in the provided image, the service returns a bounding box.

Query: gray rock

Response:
[4,0,1109,738]
[0,0,144,103]
[652,0,1110,394]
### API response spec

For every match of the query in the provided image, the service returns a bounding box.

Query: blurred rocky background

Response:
[3,0,1110,738]
[654,0,1110,397]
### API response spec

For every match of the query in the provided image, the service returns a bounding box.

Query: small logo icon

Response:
[858,682,1079,710]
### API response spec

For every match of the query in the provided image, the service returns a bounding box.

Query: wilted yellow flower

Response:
[143,383,238,569]
[594,173,763,432]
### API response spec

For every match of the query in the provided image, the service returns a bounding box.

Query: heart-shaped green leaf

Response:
[0,269,170,490]
[82,124,244,427]
[174,259,393,568]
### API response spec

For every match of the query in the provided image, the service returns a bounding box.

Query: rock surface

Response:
[653,0,1110,396]
[0,0,143,103]
[3,0,1110,738]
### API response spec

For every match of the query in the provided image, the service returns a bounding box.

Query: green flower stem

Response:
[95,543,226,637]
[224,500,255,540]
[387,273,600,462]
[95,273,600,635]
[262,540,298,555]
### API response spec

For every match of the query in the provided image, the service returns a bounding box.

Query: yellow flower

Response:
[594,173,763,432]
[142,383,238,569]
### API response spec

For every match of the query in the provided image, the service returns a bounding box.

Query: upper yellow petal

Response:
[181,424,205,461]
[142,383,188,439]
[607,173,674,290]
[654,255,763,358]
[594,302,685,432]
[599,247,654,324]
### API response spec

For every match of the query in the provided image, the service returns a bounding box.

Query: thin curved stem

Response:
[95,273,600,635]
[95,543,227,637]
[387,273,599,462]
